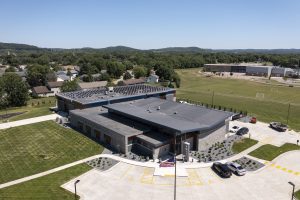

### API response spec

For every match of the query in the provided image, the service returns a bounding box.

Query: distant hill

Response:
[150,47,207,53]
[0,42,40,51]
[1,42,300,54]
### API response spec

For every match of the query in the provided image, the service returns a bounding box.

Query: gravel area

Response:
[86,157,119,171]
[191,135,243,163]
[233,156,265,171]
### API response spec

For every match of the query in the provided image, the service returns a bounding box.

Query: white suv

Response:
[227,162,246,176]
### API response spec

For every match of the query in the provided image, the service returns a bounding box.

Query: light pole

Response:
[174,135,177,200]
[288,181,295,200]
[287,103,291,125]
[74,179,80,200]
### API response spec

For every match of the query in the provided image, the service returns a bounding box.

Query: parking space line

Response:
[265,162,300,176]
[140,168,154,185]
[187,169,203,186]
[120,165,132,180]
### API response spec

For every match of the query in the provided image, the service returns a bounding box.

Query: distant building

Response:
[147,74,159,83]
[32,86,54,97]
[46,81,64,95]
[204,63,292,77]
[78,81,108,90]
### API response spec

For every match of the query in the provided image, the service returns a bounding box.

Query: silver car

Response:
[227,162,246,176]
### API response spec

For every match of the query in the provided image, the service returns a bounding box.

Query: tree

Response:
[26,64,50,87]
[133,66,147,79]
[61,80,78,92]
[5,66,16,73]
[172,72,181,88]
[123,71,132,80]
[100,73,111,82]
[0,78,8,109]
[155,65,174,81]
[1,73,28,107]
[107,62,126,78]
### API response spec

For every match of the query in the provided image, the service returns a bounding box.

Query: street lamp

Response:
[74,179,80,200]
[288,181,295,200]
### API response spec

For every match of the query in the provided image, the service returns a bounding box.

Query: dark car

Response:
[269,122,288,132]
[211,162,232,178]
[236,127,249,136]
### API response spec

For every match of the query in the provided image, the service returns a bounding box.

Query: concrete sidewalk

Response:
[0,154,102,189]
[0,114,58,130]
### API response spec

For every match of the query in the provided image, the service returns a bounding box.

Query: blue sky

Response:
[0,0,300,49]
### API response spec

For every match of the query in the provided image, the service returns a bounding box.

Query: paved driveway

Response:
[62,151,300,200]
[230,121,300,146]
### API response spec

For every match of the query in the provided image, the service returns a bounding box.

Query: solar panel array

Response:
[58,84,172,104]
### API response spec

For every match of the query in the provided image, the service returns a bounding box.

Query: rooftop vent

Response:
[157,106,160,110]
[174,111,177,114]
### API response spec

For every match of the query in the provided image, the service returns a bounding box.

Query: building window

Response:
[78,121,83,131]
[94,130,101,140]
[85,125,91,136]
[104,134,111,145]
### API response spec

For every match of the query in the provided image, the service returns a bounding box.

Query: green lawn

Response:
[176,68,300,131]
[0,164,91,199]
[296,190,300,200]
[231,138,258,154]
[0,97,56,123]
[0,121,103,184]
[248,143,300,161]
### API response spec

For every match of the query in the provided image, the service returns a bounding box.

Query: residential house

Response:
[78,81,107,90]
[46,81,64,95]
[32,86,54,97]
[122,77,146,85]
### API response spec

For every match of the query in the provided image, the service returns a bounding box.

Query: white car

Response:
[227,162,246,176]
[229,126,240,133]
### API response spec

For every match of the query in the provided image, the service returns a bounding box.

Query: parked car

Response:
[236,127,249,136]
[230,126,240,133]
[269,122,288,132]
[211,162,232,178]
[226,162,246,176]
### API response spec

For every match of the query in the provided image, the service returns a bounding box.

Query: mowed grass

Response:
[296,190,300,199]
[176,68,300,131]
[248,143,300,161]
[232,138,258,154]
[0,164,91,200]
[0,97,56,123]
[0,121,103,184]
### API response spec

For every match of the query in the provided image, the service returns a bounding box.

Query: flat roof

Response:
[70,107,146,137]
[57,84,175,105]
[104,98,234,135]
[136,131,171,148]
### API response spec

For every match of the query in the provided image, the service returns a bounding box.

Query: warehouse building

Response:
[69,97,234,159]
[56,84,176,112]
[204,64,294,77]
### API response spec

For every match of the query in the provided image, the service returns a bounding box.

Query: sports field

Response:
[176,69,300,131]
[0,121,103,184]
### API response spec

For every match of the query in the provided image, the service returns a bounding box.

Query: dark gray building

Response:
[69,97,234,159]
[56,84,176,112]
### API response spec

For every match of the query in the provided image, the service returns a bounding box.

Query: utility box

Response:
[182,142,190,162]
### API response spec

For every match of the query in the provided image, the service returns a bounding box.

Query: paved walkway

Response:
[0,154,102,189]
[0,114,59,130]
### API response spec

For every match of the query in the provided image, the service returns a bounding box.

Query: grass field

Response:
[176,69,300,131]
[231,138,258,154]
[248,143,300,161]
[0,164,91,199]
[0,121,103,184]
[0,97,56,123]
[296,190,300,199]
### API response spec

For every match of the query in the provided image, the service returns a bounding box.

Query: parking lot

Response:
[62,150,300,200]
